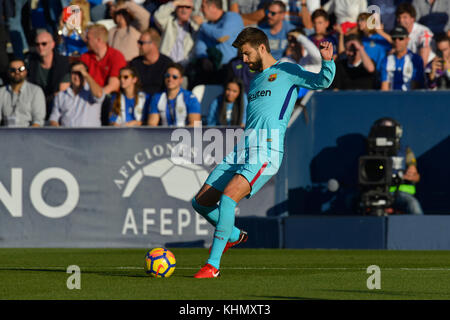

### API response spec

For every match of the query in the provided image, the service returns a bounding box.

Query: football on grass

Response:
[144,248,176,278]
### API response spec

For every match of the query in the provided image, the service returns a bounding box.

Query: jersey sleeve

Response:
[283,60,336,90]
[186,92,201,114]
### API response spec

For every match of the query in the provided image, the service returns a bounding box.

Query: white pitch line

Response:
[1,266,450,271]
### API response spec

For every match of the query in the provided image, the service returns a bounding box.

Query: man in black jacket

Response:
[26,31,71,120]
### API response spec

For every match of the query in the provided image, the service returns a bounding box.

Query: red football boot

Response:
[193,264,220,278]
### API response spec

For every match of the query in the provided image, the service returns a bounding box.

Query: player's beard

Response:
[248,53,263,72]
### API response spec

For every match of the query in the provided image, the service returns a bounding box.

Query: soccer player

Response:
[191,27,335,278]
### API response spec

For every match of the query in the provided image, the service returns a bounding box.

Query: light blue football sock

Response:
[207,194,237,270]
[191,197,241,242]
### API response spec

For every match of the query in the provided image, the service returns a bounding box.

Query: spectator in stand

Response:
[258,1,295,60]
[396,3,435,66]
[148,63,201,127]
[57,0,90,57]
[381,26,424,91]
[279,0,319,30]
[108,9,141,61]
[309,9,338,60]
[0,59,46,127]
[323,0,368,34]
[189,0,244,86]
[109,66,148,126]
[280,27,322,73]
[0,0,14,85]
[109,0,150,32]
[354,12,392,73]
[192,0,228,16]
[207,78,247,127]
[412,0,450,35]
[129,28,173,95]
[26,31,71,120]
[229,0,271,26]
[49,61,104,127]
[81,24,127,95]
[154,0,199,66]
[426,34,450,89]
[331,34,377,89]
[7,0,29,59]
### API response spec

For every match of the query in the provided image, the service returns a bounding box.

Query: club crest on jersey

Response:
[268,74,277,82]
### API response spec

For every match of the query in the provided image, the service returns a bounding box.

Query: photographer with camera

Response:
[359,117,424,215]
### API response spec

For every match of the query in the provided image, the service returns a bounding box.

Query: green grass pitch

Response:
[1,248,449,300]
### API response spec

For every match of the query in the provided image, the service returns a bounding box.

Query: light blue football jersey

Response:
[243,60,336,152]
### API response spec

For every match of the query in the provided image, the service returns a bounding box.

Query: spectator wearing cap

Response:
[380,26,424,91]
[0,59,46,127]
[412,0,450,35]
[49,61,104,127]
[257,1,295,60]
[154,0,199,66]
[26,31,71,120]
[396,3,435,66]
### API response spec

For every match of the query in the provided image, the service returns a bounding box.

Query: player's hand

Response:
[320,41,333,61]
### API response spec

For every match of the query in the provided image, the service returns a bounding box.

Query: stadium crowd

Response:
[0,0,449,127]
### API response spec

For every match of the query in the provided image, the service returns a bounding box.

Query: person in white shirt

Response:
[154,0,199,66]
[395,2,435,66]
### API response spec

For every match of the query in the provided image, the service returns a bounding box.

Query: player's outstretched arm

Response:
[283,41,336,90]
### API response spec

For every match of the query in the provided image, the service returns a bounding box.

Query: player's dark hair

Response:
[232,27,271,53]
[311,9,329,22]
[395,3,416,19]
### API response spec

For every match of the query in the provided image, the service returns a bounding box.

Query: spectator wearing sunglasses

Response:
[380,26,424,91]
[0,59,46,127]
[26,31,71,120]
[129,28,173,95]
[109,66,149,126]
[257,1,295,60]
[148,63,201,127]
[154,0,199,66]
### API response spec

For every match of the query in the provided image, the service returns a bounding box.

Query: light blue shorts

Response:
[204,148,282,198]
